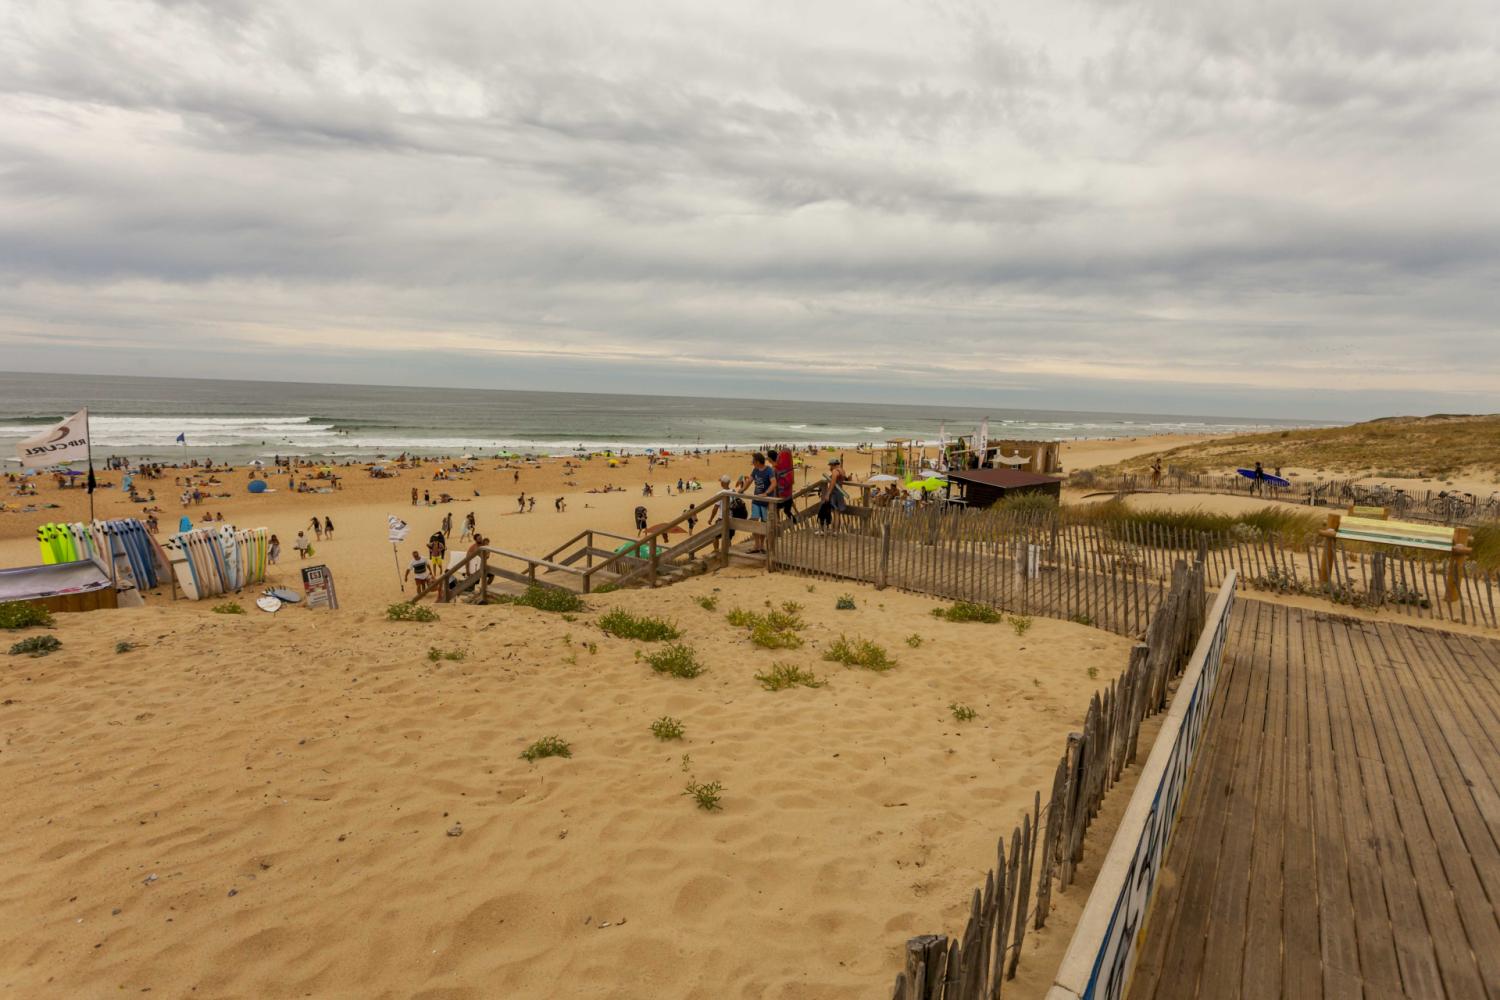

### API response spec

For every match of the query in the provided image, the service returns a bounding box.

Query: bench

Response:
[1319,513,1472,602]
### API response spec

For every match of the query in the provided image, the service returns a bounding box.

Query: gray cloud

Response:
[1,0,1498,419]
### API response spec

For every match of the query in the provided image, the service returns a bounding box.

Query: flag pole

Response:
[85,408,96,524]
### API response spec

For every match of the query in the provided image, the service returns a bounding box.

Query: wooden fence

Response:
[1075,469,1500,526]
[887,562,1211,1000]
[767,504,1497,630]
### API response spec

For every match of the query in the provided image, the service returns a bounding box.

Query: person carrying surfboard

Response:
[1252,461,1266,496]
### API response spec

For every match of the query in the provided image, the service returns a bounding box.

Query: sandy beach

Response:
[0,434,1212,998]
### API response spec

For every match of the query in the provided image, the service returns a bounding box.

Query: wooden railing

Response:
[889,562,1213,1000]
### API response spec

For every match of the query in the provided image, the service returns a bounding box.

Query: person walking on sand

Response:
[293,531,311,560]
[635,504,648,536]
[442,511,453,538]
[528,496,536,513]
[1251,461,1266,496]
[555,496,565,512]
[460,512,475,540]
[1150,459,1162,489]
[311,516,323,541]
[411,487,418,506]
[404,549,432,589]
[423,489,431,505]
[323,516,334,539]
[268,534,281,564]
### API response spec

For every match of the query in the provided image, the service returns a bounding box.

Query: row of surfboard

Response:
[36,519,168,591]
[162,526,271,600]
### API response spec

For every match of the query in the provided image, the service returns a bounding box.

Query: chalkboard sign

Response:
[301,564,339,610]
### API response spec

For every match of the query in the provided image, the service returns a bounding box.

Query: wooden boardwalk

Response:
[1127,599,1500,1000]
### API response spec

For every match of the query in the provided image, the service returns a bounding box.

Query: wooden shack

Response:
[945,468,1063,508]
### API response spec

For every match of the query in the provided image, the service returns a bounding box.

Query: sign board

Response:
[301,564,339,610]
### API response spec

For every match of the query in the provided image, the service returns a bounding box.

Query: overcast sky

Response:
[2,0,1497,420]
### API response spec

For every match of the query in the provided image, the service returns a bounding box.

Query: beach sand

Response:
[0,570,1136,998]
[0,432,1224,997]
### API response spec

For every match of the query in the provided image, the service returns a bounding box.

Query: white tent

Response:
[994,452,1028,467]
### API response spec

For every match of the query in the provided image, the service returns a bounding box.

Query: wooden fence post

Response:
[877,523,891,590]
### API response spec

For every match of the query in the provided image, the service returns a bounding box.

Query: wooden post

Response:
[649,536,659,588]
[1449,527,1470,603]
[719,494,731,568]
[1318,513,1340,584]
[478,551,489,605]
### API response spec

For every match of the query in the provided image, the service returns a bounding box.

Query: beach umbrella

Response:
[904,477,947,492]
[867,474,900,483]
[60,469,85,477]
[919,469,946,479]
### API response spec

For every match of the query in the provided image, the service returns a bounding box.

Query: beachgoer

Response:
[323,516,334,539]
[772,447,796,521]
[428,532,446,574]
[293,531,311,560]
[268,534,281,564]
[442,512,453,538]
[748,453,773,551]
[311,516,323,541]
[635,505,648,535]
[423,489,431,505]
[528,496,536,512]
[460,512,475,540]
[816,458,848,534]
[1150,459,1162,489]
[405,549,432,588]
[554,496,564,512]
[411,487,418,506]
[517,493,526,513]
[1252,461,1266,496]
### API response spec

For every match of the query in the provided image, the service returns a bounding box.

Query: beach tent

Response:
[247,479,269,493]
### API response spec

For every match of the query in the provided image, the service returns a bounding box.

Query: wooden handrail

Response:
[415,544,587,601]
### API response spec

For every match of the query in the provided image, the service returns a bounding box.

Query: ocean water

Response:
[0,372,1308,465]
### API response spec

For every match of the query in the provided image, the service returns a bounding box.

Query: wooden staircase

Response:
[415,484,822,603]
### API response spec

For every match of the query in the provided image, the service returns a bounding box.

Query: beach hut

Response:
[944,468,1062,508]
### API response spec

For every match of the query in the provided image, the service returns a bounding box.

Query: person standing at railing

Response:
[815,458,849,535]
[772,447,797,522]
[748,453,774,553]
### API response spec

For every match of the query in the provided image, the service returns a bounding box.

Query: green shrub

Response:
[950,702,977,722]
[598,609,680,641]
[695,595,719,611]
[755,662,825,691]
[593,582,621,594]
[725,607,758,628]
[211,601,245,615]
[931,601,1002,623]
[1069,613,1095,627]
[905,633,923,647]
[993,491,1060,516]
[835,594,856,610]
[0,601,54,630]
[9,635,61,657]
[645,643,705,678]
[492,585,586,613]
[1009,615,1034,636]
[750,622,803,649]
[520,736,572,762]
[651,716,686,740]
[426,647,466,662]
[683,779,724,811]
[823,636,896,671]
[780,601,803,614]
[387,601,438,622]
[115,641,135,654]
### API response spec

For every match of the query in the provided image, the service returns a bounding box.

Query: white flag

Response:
[386,515,411,543]
[17,408,90,468]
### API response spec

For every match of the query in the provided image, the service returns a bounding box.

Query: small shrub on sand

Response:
[781,601,804,614]
[950,702,977,722]
[645,643,705,678]
[1009,615,1034,637]
[9,635,61,657]
[1087,666,1099,680]
[695,595,719,611]
[0,601,54,630]
[835,594,856,610]
[115,641,135,654]
[905,633,923,647]
[1069,613,1094,627]
[750,622,803,649]
[593,582,621,594]
[755,662,825,691]
[426,647,466,662]
[683,779,724,811]
[823,636,896,671]
[493,585,585,613]
[598,609,680,641]
[387,602,438,622]
[931,601,1001,623]
[211,601,245,615]
[520,736,572,762]
[651,716,686,740]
